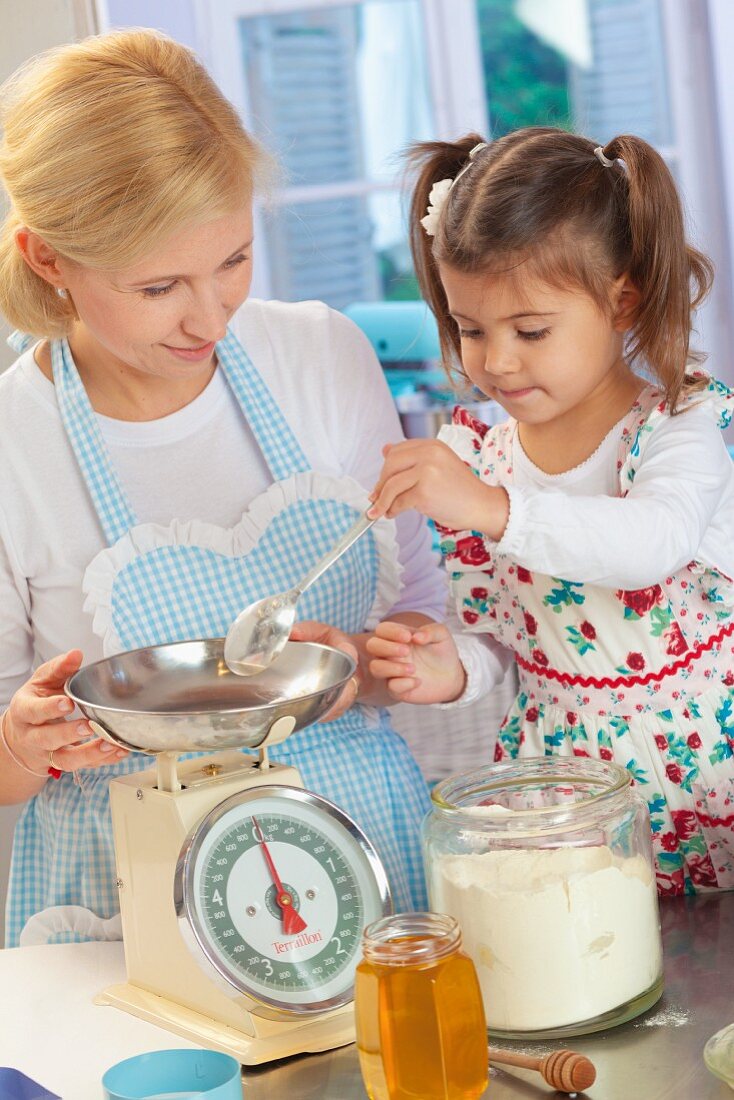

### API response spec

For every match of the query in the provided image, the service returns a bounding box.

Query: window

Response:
[101,0,733,380]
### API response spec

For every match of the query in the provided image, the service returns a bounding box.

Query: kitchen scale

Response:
[67,638,392,1066]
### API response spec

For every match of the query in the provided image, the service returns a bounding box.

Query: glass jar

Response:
[424,757,664,1040]
[354,912,488,1100]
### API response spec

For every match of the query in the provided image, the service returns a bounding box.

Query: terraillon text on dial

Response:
[177,785,392,1013]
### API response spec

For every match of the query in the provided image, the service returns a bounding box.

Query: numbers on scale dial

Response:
[198,812,364,995]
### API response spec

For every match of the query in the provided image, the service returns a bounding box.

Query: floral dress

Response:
[437,379,734,896]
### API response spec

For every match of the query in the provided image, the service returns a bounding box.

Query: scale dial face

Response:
[176,785,391,1015]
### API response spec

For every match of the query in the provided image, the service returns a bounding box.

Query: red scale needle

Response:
[252,817,307,935]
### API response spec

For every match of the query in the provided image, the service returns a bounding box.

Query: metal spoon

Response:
[224,512,376,676]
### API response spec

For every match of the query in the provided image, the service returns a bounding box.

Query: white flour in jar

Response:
[431,843,662,1032]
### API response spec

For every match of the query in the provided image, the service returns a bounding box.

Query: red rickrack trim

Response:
[516,618,734,690]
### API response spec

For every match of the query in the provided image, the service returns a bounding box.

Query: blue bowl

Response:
[102,1049,242,1100]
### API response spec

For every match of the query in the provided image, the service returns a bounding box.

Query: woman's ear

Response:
[611,273,641,332]
[14,228,66,289]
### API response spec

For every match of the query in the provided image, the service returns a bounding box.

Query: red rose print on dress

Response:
[455,536,492,567]
[517,566,533,583]
[524,611,537,636]
[687,732,702,750]
[654,734,668,750]
[471,587,489,600]
[671,809,697,841]
[525,707,539,723]
[533,649,549,667]
[580,621,596,640]
[658,869,685,896]
[660,832,679,852]
[663,622,688,657]
[463,610,479,625]
[616,585,665,616]
[627,652,646,671]
[453,406,490,438]
[687,851,719,889]
[599,747,613,760]
[666,762,683,785]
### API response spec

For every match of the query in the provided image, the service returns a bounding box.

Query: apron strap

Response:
[50,326,311,547]
[51,339,138,545]
[215,328,310,481]
[615,383,664,494]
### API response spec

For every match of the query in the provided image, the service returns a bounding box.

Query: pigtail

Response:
[603,134,714,410]
[404,135,486,384]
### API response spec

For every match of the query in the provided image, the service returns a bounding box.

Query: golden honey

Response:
[355,914,488,1100]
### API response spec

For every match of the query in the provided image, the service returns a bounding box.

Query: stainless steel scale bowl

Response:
[66,638,355,754]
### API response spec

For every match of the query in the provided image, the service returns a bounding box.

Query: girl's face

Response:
[439,263,630,425]
[56,204,254,382]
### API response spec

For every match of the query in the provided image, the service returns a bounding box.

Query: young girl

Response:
[366,127,734,896]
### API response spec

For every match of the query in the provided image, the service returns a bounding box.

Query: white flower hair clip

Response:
[420,142,488,237]
[420,178,453,237]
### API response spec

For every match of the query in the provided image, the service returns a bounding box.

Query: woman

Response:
[0,29,445,947]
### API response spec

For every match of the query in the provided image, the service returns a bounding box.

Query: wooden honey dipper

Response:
[489,1047,597,1093]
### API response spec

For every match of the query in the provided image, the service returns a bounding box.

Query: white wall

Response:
[0,0,98,944]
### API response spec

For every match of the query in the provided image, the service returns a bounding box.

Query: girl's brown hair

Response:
[0,28,273,340]
[407,127,713,410]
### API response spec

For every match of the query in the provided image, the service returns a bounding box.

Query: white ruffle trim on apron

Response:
[82,470,403,655]
[19,905,122,946]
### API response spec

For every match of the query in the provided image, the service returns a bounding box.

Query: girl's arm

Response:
[370,404,734,589]
[492,405,733,588]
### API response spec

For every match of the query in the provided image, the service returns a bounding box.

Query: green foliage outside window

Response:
[478,0,572,136]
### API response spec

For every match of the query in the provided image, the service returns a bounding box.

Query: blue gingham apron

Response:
[6,329,429,947]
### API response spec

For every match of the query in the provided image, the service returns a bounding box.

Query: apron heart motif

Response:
[83,485,395,654]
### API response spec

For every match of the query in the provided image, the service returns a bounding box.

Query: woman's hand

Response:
[366,620,466,705]
[289,622,360,722]
[2,650,129,779]
[367,439,509,538]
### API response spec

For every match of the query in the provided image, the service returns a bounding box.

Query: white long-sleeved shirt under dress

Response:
[447,393,734,703]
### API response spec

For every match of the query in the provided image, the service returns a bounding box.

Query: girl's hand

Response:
[366,621,466,705]
[289,621,360,722]
[367,439,509,537]
[3,650,129,777]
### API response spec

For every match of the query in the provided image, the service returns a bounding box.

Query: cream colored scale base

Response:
[97,732,356,1065]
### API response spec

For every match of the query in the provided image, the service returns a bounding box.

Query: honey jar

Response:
[355,911,488,1100]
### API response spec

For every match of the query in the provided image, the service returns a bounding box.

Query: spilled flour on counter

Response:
[432,844,663,1032]
[635,1005,689,1028]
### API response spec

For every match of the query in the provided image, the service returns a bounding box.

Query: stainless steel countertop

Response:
[239,894,734,1100]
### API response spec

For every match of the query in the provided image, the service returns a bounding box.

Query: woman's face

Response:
[56,204,254,381]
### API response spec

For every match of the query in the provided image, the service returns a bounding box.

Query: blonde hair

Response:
[0,28,271,339]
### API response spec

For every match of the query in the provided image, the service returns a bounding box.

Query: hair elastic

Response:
[594,146,615,168]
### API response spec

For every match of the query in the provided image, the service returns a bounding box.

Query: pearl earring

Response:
[56,287,68,299]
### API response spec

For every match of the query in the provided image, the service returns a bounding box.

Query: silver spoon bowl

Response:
[224,512,375,676]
